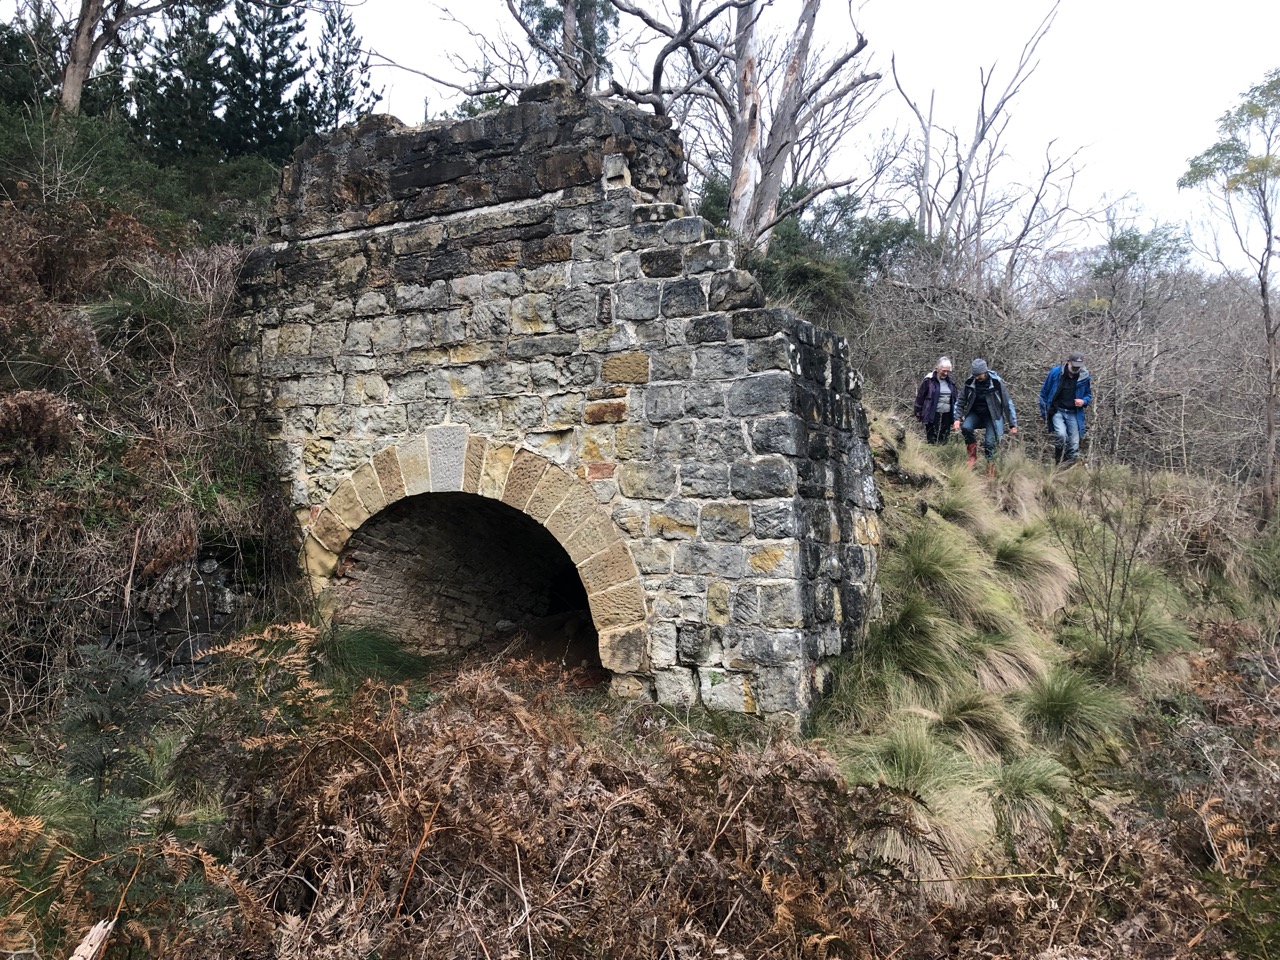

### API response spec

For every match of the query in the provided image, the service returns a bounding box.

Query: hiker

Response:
[1038,351,1092,466]
[953,358,1018,471]
[913,356,959,445]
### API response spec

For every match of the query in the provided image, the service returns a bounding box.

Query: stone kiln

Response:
[233,84,881,722]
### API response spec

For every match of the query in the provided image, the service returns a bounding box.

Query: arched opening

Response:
[328,491,601,669]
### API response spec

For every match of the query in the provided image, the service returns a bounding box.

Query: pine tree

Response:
[129,1,227,162]
[299,0,382,134]
[220,0,308,163]
[0,2,66,109]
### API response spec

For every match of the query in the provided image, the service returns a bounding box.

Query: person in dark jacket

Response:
[913,356,958,445]
[953,358,1018,469]
[1038,351,1092,465]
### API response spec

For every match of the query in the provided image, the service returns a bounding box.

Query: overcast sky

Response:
[355,0,1280,257]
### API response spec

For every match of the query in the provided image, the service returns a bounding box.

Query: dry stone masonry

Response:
[233,83,881,722]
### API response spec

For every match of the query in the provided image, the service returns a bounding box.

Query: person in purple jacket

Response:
[913,356,958,445]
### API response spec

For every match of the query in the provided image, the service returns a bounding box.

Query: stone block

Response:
[579,540,640,595]
[727,372,794,416]
[640,248,683,278]
[602,351,651,383]
[478,443,516,500]
[631,540,675,575]
[613,280,662,320]
[501,448,550,511]
[544,482,605,543]
[350,461,387,515]
[426,424,468,491]
[660,217,707,244]
[644,384,685,424]
[751,414,807,456]
[327,479,371,531]
[699,670,752,712]
[708,270,765,311]
[652,667,699,708]
[707,581,731,626]
[699,502,752,542]
[650,347,692,381]
[694,343,748,380]
[372,446,406,502]
[395,435,432,495]
[609,674,653,700]
[599,624,646,673]
[649,498,699,540]
[730,457,797,499]
[679,462,730,497]
[463,434,486,493]
[649,621,678,668]
[564,511,622,564]
[686,315,729,343]
[309,508,352,553]
[660,278,707,317]
[302,536,340,580]
[584,400,628,424]
[615,423,655,460]
[588,579,648,629]
[747,542,801,577]
[525,464,576,522]
[617,462,677,500]
[673,543,745,578]
[730,308,797,340]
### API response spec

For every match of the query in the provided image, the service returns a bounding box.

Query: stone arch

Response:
[298,425,649,673]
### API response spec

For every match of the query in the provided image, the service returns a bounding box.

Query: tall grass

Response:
[1019,665,1131,768]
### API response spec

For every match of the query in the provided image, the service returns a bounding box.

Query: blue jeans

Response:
[961,413,1003,460]
[1050,409,1080,462]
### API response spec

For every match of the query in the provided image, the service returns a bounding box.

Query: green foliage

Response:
[130,1,227,163]
[1019,665,1131,768]
[518,0,618,88]
[298,0,383,132]
[221,0,311,163]
[0,11,64,109]
[313,624,431,692]
[1180,68,1280,194]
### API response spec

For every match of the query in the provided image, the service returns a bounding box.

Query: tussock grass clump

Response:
[985,752,1072,846]
[838,594,972,704]
[897,686,1027,760]
[1019,665,1131,767]
[964,629,1049,693]
[933,468,1001,537]
[832,718,992,885]
[992,522,1075,620]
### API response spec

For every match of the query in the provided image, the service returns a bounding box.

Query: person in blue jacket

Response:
[953,359,1018,470]
[1038,351,1092,465]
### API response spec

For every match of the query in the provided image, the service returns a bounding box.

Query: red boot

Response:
[966,443,978,468]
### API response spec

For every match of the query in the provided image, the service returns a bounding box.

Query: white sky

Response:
[3,0,1276,256]
[354,0,1280,256]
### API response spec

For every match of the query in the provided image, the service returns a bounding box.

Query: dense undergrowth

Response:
[3,397,1279,957]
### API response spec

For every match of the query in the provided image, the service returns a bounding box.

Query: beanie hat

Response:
[970,358,988,377]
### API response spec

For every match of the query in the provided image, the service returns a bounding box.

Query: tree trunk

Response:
[727,2,762,241]
[1261,271,1276,523]
[561,0,581,86]
[59,0,104,116]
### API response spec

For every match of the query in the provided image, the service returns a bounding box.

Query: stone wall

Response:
[233,83,881,722]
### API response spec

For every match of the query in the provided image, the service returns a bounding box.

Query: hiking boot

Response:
[987,460,996,479]
[966,443,978,468]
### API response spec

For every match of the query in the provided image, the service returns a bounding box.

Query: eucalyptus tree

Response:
[1181,69,1280,522]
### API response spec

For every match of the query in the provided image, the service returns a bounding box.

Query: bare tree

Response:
[411,0,881,252]
[892,3,1065,289]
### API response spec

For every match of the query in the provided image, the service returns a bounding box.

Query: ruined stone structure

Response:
[233,84,880,722]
